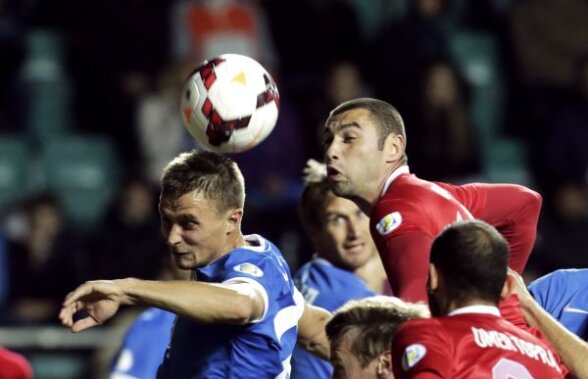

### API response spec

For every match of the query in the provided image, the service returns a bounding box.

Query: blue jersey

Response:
[111,307,176,379]
[157,235,304,379]
[291,257,376,379]
[529,268,588,340]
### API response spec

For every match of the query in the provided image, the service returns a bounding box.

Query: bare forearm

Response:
[297,303,332,360]
[520,298,588,378]
[120,279,260,324]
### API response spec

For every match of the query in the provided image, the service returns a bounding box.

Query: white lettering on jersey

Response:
[302,287,319,305]
[471,327,561,372]
[376,211,402,236]
[401,343,427,371]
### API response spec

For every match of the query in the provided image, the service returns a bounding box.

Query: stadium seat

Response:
[23,29,72,143]
[0,136,31,212]
[41,135,119,226]
[449,31,505,147]
[28,352,89,379]
[484,138,533,186]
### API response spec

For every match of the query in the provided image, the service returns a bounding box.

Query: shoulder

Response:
[294,259,374,308]
[529,269,588,298]
[397,318,444,336]
[393,318,453,377]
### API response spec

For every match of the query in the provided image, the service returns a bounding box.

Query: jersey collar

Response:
[448,304,501,317]
[380,165,410,198]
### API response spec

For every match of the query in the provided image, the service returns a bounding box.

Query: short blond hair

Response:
[326,296,429,367]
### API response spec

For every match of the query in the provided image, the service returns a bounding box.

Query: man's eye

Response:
[343,136,356,143]
[182,221,197,229]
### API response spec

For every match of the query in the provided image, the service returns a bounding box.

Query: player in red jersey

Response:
[392,220,566,378]
[0,347,33,379]
[323,98,541,306]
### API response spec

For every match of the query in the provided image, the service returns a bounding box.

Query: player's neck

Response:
[356,162,407,215]
[354,255,387,294]
[227,231,248,252]
[447,299,497,314]
[377,162,407,197]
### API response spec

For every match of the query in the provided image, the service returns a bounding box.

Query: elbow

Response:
[521,186,543,217]
[228,294,260,325]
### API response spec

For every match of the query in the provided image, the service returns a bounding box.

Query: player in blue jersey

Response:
[291,160,388,379]
[528,268,588,340]
[110,307,176,379]
[60,150,304,379]
[509,268,588,378]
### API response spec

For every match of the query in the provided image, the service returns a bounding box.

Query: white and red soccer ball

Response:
[180,54,280,153]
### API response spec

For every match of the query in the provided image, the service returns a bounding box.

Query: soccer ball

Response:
[180,54,280,153]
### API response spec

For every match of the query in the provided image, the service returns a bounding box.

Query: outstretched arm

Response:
[60,278,266,332]
[297,303,332,360]
[508,269,586,378]
[440,183,542,273]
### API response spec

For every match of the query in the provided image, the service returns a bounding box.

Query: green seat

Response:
[0,136,31,211]
[23,30,72,143]
[29,352,89,379]
[29,81,72,142]
[41,135,119,226]
[484,138,533,186]
[449,32,505,142]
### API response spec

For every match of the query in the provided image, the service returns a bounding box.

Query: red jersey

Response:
[0,347,32,379]
[392,307,567,379]
[370,166,542,303]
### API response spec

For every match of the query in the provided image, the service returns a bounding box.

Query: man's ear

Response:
[501,270,514,300]
[226,208,243,233]
[377,351,393,378]
[428,263,439,291]
[383,133,405,163]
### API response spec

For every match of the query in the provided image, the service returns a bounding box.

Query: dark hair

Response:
[329,98,407,161]
[326,296,428,367]
[160,150,245,212]
[298,160,334,232]
[431,220,508,304]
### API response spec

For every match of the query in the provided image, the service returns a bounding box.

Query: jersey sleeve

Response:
[392,321,451,379]
[219,251,279,316]
[371,200,434,303]
[438,182,542,273]
[377,230,433,303]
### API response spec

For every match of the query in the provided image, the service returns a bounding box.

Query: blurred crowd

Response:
[0,0,588,331]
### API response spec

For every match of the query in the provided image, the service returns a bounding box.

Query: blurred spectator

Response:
[65,0,172,174]
[308,61,371,159]
[87,177,167,281]
[546,57,588,186]
[171,0,277,70]
[510,0,588,87]
[404,59,481,181]
[263,0,361,81]
[0,1,27,132]
[1,193,86,325]
[137,61,197,185]
[262,0,362,143]
[533,182,588,272]
[370,0,452,111]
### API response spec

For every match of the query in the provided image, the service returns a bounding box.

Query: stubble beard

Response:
[331,181,355,199]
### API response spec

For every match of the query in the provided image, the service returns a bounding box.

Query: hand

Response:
[59,280,126,332]
[506,268,538,325]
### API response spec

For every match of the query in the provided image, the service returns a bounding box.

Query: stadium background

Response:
[0,0,587,377]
